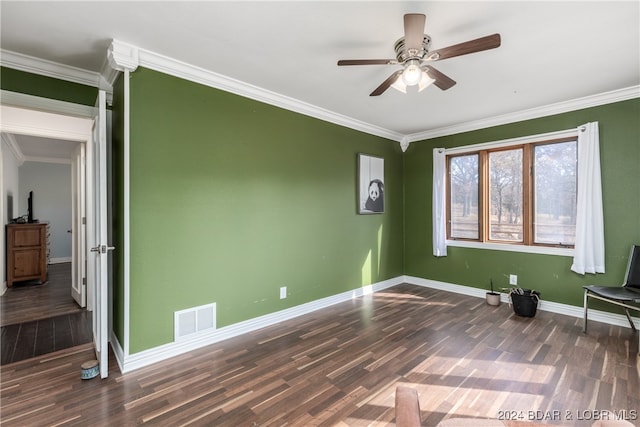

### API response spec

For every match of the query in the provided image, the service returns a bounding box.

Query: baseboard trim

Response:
[49,257,72,264]
[112,275,638,374]
[0,281,6,296]
[110,332,125,373]
[403,275,640,330]
[115,277,403,373]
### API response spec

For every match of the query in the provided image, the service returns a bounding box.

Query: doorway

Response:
[0,101,103,367]
[0,134,89,364]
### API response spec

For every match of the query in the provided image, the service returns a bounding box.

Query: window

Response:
[449,154,479,239]
[489,147,523,242]
[447,137,577,248]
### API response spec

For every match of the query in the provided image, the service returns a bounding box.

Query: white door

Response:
[89,90,112,378]
[70,143,86,307]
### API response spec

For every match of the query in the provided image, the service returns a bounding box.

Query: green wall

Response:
[1,67,97,106]
[127,68,404,353]
[404,99,640,310]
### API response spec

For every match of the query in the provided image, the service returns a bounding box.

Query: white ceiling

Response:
[1,1,639,156]
[1,132,79,163]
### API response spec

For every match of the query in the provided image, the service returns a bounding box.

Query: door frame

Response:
[0,98,108,365]
[70,143,87,307]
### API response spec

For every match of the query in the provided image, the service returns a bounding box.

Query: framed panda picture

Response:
[358,153,384,214]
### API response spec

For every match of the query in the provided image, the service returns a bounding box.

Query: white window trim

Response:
[447,239,574,257]
[445,128,578,155]
[446,127,578,257]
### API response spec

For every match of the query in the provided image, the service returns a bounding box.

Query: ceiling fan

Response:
[337,13,501,96]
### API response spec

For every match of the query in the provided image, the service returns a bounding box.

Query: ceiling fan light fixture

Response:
[401,60,422,86]
[338,14,499,96]
[391,77,407,93]
[418,71,435,92]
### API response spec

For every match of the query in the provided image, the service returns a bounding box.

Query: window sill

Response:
[446,240,574,257]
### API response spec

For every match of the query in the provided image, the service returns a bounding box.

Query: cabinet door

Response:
[12,249,42,278]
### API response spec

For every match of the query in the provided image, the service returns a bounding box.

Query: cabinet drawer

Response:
[13,228,44,247]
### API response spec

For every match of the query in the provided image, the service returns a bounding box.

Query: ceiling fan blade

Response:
[423,65,456,90]
[337,59,396,66]
[370,71,403,96]
[404,13,426,51]
[427,33,501,61]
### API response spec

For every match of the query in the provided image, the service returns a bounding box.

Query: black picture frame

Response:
[358,153,384,214]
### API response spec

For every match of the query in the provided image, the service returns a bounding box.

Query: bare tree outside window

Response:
[449,154,479,239]
[445,136,577,249]
[534,141,577,245]
[489,149,523,242]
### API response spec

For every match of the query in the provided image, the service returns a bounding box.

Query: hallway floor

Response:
[0,263,91,365]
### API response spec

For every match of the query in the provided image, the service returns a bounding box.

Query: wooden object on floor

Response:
[395,386,422,427]
[395,386,562,427]
[5,223,48,287]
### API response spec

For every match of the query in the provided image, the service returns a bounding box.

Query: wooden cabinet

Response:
[6,223,48,287]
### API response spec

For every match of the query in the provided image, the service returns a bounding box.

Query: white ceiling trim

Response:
[109,40,404,143]
[406,86,640,143]
[0,132,25,165]
[1,49,112,92]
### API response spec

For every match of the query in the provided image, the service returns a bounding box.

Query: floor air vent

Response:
[174,303,216,341]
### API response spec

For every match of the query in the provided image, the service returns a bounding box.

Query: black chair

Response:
[583,245,640,353]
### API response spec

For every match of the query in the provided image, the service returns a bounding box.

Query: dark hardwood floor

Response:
[1,310,92,365]
[1,284,638,426]
[1,263,83,326]
[1,263,91,365]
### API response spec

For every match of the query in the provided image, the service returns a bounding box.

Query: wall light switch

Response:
[280,286,287,299]
[509,274,518,285]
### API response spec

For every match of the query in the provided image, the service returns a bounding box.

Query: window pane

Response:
[534,141,577,245]
[489,149,523,242]
[449,154,479,239]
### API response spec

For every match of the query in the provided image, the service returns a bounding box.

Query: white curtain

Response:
[571,122,605,274]
[433,148,447,257]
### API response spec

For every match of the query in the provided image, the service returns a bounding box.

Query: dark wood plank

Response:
[52,314,74,351]
[69,310,93,344]
[10,322,36,362]
[0,324,20,365]
[33,317,54,357]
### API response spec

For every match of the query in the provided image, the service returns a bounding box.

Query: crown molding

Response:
[122,42,404,143]
[0,132,25,165]
[0,49,112,92]
[406,85,640,143]
[101,58,121,89]
[400,136,410,152]
[108,40,139,73]
[3,44,638,147]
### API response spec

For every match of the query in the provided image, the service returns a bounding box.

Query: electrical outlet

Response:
[280,286,287,299]
[509,274,518,285]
